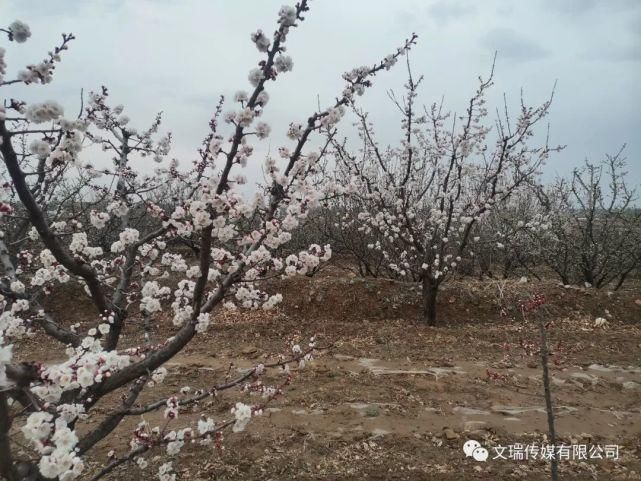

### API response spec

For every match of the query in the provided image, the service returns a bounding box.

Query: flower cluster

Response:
[24,100,64,123]
[231,402,253,432]
[89,210,110,229]
[8,20,31,43]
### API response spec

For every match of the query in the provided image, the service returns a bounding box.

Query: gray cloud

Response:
[582,43,641,63]
[629,16,641,36]
[428,1,476,23]
[542,0,598,15]
[542,0,640,15]
[1,0,639,188]
[482,27,549,62]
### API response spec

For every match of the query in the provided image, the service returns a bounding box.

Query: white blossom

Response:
[29,139,51,159]
[9,20,31,43]
[274,55,293,73]
[25,101,64,124]
[250,29,270,52]
[255,121,271,139]
[231,402,252,432]
[278,5,297,26]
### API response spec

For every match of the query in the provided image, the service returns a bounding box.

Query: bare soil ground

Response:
[16,269,641,480]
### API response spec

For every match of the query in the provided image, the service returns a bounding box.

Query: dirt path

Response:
[167,352,641,440]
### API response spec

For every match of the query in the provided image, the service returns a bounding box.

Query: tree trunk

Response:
[537,311,559,481]
[502,257,512,279]
[0,393,15,480]
[0,240,15,279]
[559,272,569,285]
[614,272,629,291]
[421,276,439,326]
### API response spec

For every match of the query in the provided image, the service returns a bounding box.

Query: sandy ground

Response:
[14,272,641,480]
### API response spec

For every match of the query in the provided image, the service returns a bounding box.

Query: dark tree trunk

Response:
[0,393,14,480]
[581,257,594,286]
[614,272,629,291]
[421,276,439,326]
[537,311,559,481]
[559,272,569,285]
[502,257,513,279]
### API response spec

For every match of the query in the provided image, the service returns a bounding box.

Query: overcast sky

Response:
[3,0,641,187]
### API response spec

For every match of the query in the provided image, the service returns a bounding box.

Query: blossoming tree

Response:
[523,148,640,288]
[332,61,559,325]
[0,5,415,480]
